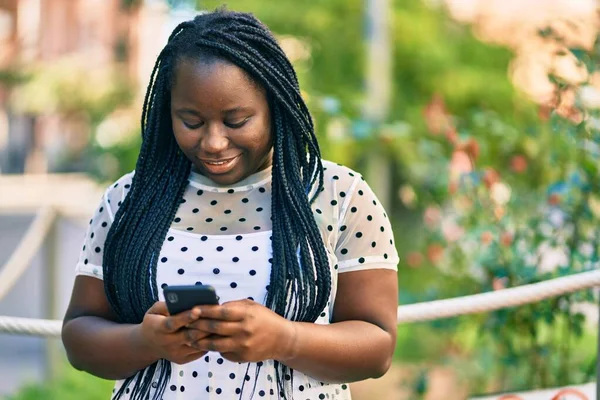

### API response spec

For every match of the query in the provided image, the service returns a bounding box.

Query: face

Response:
[170,57,273,186]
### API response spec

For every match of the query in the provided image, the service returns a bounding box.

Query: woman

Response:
[62,9,399,400]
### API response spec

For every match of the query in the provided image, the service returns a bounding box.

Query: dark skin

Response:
[62,57,398,383]
[171,57,273,186]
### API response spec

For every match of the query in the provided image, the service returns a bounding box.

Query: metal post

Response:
[363,0,392,210]
[45,218,60,381]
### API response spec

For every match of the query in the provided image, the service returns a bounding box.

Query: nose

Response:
[201,123,229,155]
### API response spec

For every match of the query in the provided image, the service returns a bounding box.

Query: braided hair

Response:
[103,9,331,400]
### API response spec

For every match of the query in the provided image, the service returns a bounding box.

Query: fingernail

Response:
[192,307,201,317]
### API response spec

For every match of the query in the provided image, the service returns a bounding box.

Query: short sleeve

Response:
[74,196,111,280]
[74,171,134,280]
[335,176,399,273]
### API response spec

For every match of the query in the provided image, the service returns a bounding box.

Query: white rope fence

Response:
[397,268,600,323]
[2,268,600,338]
[0,316,62,337]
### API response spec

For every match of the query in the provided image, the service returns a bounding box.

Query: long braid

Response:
[103,10,330,400]
[104,44,191,400]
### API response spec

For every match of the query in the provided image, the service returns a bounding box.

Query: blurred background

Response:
[1,0,600,399]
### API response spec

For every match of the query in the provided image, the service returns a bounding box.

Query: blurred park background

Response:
[1,0,600,399]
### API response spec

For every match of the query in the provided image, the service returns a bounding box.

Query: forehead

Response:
[171,57,266,108]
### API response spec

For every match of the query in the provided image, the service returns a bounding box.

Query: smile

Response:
[205,160,230,165]
[199,155,241,174]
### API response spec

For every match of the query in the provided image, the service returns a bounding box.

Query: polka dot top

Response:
[75,159,399,400]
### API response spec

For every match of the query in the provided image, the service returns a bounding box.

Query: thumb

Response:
[147,301,169,316]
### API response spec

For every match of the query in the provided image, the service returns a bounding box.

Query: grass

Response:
[4,363,114,400]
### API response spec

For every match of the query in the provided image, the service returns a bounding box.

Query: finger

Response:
[168,327,211,346]
[181,346,206,358]
[174,350,207,365]
[197,303,245,322]
[147,301,168,316]
[162,307,202,333]
[187,319,240,336]
[194,336,237,353]
[180,327,212,343]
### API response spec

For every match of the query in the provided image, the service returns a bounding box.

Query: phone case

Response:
[163,284,219,315]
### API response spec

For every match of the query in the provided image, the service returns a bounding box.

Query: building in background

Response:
[0,0,196,175]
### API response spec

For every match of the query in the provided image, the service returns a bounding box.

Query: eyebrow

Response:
[223,107,253,115]
[175,108,201,116]
[174,107,253,116]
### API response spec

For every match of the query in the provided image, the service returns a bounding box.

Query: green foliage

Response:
[0,68,31,87]
[400,26,600,392]
[10,58,134,126]
[86,125,141,183]
[5,364,113,400]
[197,0,534,160]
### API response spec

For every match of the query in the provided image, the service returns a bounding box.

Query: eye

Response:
[225,117,250,129]
[183,121,204,129]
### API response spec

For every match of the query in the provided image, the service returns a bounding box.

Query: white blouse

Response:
[75,159,399,400]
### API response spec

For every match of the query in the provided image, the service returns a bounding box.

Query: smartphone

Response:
[163,284,219,315]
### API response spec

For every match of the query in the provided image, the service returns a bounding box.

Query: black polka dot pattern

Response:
[314,167,393,273]
[76,163,394,398]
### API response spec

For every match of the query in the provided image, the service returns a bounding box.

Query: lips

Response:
[198,155,241,175]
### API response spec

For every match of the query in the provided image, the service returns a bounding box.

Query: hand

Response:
[135,301,212,365]
[186,299,297,363]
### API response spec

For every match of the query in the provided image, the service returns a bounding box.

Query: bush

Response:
[5,364,114,400]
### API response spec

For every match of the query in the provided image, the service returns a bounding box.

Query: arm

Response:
[62,276,160,380]
[280,268,398,382]
[62,176,208,380]
[279,167,400,382]
[62,276,206,380]
[188,268,398,383]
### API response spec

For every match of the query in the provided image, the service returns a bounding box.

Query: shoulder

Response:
[102,170,135,221]
[321,160,362,178]
[320,160,363,195]
[311,160,367,220]
[321,159,362,183]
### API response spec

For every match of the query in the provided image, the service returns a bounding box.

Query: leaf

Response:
[538,27,554,38]
[568,47,587,63]
[584,58,596,74]
[548,73,570,90]
[572,321,584,337]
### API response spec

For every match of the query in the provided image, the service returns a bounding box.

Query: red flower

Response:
[481,231,493,245]
[510,155,527,173]
[548,193,561,206]
[423,94,451,135]
[427,243,444,264]
[459,138,480,160]
[483,168,500,189]
[500,232,513,247]
[448,182,458,195]
[538,104,552,121]
[407,252,424,268]
[423,206,442,229]
[493,277,507,291]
